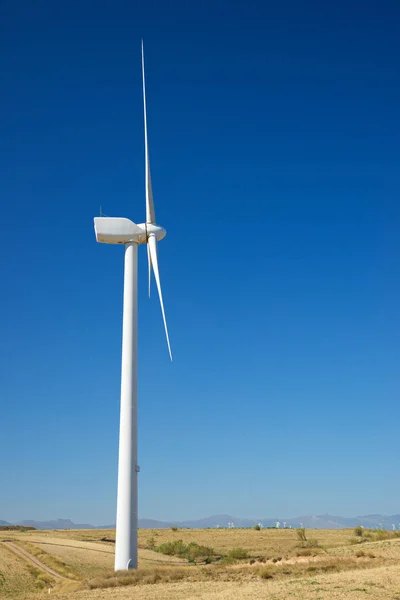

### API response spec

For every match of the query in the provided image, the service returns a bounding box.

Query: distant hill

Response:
[138,518,173,529]
[2,513,399,530]
[177,515,260,528]
[16,519,100,530]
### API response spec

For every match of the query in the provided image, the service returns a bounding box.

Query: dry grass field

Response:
[1,527,400,599]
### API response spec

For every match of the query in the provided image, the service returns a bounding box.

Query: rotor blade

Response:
[141,40,156,224]
[148,234,172,360]
[147,243,152,298]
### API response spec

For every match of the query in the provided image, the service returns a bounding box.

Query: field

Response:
[1,527,400,599]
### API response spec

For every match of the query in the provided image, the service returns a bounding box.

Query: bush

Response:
[297,528,307,542]
[253,524,261,530]
[156,539,215,564]
[227,548,249,560]
[374,529,388,540]
[307,538,320,548]
[186,542,214,563]
[171,526,178,532]
[349,537,365,545]
[156,540,186,556]
[259,567,274,579]
[354,525,363,537]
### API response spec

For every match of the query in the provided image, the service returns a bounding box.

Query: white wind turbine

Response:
[94,42,172,571]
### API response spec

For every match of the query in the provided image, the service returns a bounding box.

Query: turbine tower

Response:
[93,42,171,571]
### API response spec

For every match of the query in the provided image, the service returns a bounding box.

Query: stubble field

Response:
[1,527,400,599]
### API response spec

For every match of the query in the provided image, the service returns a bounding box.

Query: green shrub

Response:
[354,525,363,537]
[253,524,261,530]
[155,539,215,564]
[156,539,186,556]
[227,548,249,560]
[171,526,178,532]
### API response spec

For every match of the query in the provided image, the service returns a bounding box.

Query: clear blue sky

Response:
[1,0,399,525]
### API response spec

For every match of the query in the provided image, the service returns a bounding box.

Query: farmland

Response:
[1,527,400,599]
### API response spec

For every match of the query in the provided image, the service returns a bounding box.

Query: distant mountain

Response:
[177,515,261,528]
[3,513,399,530]
[159,513,400,530]
[16,519,97,530]
[138,518,173,529]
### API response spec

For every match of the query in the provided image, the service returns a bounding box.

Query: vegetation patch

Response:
[155,539,217,564]
[84,565,216,590]
[295,528,323,552]
[227,547,249,560]
[350,528,400,546]
[26,565,56,590]
[254,556,377,582]
[14,540,82,580]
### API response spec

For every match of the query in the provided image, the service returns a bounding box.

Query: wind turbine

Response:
[93,42,172,571]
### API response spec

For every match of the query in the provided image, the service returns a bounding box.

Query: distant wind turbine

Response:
[93,42,172,571]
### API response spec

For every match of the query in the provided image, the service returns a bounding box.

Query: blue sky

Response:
[1,0,399,525]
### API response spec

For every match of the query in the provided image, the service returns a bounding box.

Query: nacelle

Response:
[94,217,147,245]
[94,217,166,245]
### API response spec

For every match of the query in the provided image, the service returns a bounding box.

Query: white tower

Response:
[94,43,171,571]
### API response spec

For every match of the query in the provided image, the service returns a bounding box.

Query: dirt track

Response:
[1,540,68,580]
